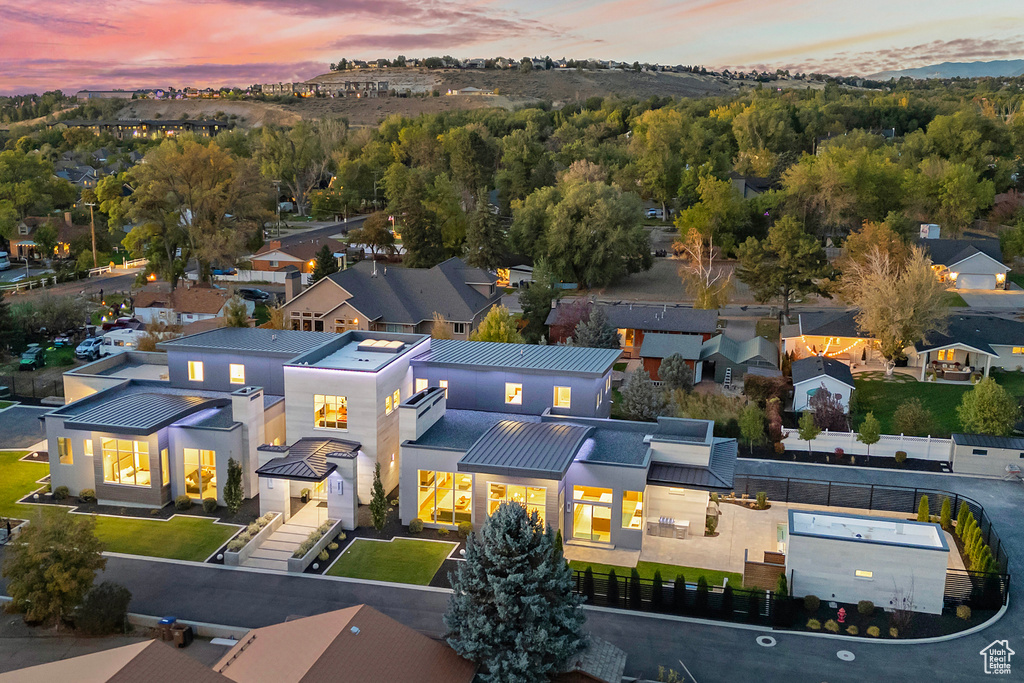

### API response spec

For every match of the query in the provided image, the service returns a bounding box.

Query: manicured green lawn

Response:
[326,538,455,584]
[853,370,1024,437]
[569,560,742,588]
[942,291,969,307]
[0,401,14,409]
[94,516,238,562]
[0,450,46,517]
[613,362,627,372]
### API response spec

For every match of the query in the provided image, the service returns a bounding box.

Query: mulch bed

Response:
[19,451,49,463]
[741,445,947,472]
[785,599,996,639]
[22,488,262,525]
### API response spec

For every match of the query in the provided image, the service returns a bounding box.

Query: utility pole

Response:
[271,180,282,238]
[84,202,98,268]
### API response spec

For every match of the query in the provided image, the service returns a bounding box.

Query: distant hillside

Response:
[869,59,1024,80]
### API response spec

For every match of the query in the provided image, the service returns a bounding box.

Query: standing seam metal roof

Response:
[458,420,592,479]
[415,339,620,375]
[63,393,228,434]
[638,333,704,360]
[157,328,338,355]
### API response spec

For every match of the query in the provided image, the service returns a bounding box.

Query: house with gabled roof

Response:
[921,237,1009,290]
[280,257,501,337]
[791,356,855,412]
[133,286,253,326]
[249,237,346,276]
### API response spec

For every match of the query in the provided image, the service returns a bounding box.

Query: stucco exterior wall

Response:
[398,444,464,527]
[166,348,291,395]
[952,444,1024,477]
[45,420,101,496]
[563,461,648,551]
[167,423,244,505]
[644,486,710,531]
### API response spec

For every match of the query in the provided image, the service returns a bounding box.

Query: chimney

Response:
[268,240,282,250]
[284,269,301,302]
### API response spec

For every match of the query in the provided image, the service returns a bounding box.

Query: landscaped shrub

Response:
[867,626,880,637]
[582,567,595,602]
[672,574,686,613]
[773,442,785,455]
[917,495,929,522]
[318,549,330,561]
[652,571,664,610]
[803,595,820,612]
[824,619,839,633]
[705,514,718,535]
[775,573,788,598]
[53,486,69,501]
[75,582,132,635]
[695,576,709,614]
[833,447,844,462]
[889,627,899,638]
[247,522,261,535]
[291,520,337,558]
[940,497,952,530]
[807,618,821,630]
[721,585,734,618]
[458,521,473,538]
[174,495,192,511]
[261,512,276,524]
[746,589,762,623]
[202,497,218,513]
[327,542,339,551]
[846,625,859,635]
[606,569,619,606]
[438,527,450,536]
[956,605,972,620]
[894,450,907,466]
[956,501,970,536]
[408,518,424,533]
[227,536,248,552]
[390,498,399,506]
[149,509,160,516]
[629,569,642,608]
[755,492,768,510]
[79,489,96,503]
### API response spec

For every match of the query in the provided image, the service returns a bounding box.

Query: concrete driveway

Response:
[958,288,1024,310]
[0,405,49,449]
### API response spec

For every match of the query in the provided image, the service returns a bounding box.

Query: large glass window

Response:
[101,439,151,486]
[229,364,245,384]
[415,378,428,393]
[161,448,170,486]
[188,361,204,382]
[417,470,472,526]
[314,394,348,429]
[439,380,448,397]
[57,437,72,465]
[554,386,571,409]
[622,490,643,529]
[393,389,400,407]
[183,448,216,500]
[505,383,523,405]
[573,485,612,542]
[385,395,393,415]
[488,482,545,524]
[83,439,93,458]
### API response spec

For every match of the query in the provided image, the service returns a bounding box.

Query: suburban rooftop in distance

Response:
[788,510,948,551]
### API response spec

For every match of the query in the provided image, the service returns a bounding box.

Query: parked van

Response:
[101,328,146,354]
[0,252,10,271]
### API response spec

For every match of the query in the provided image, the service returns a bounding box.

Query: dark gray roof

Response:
[952,433,1024,450]
[63,392,229,435]
[458,420,592,479]
[579,427,650,466]
[255,438,359,481]
[322,257,500,324]
[921,238,1003,267]
[914,315,1024,355]
[415,339,620,376]
[639,333,704,360]
[411,410,541,451]
[700,334,779,366]
[791,356,855,387]
[158,328,337,356]
[560,637,627,683]
[546,302,718,335]
[798,310,866,338]
[647,438,738,490]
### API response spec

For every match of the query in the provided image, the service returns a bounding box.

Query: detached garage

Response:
[955,273,997,290]
[921,238,1008,291]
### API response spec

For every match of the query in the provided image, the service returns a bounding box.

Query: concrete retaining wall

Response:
[223,513,282,566]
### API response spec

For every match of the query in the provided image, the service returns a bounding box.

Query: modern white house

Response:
[785,510,949,615]
[790,356,855,413]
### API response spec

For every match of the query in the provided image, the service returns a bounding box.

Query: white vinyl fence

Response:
[188,270,311,285]
[781,429,953,463]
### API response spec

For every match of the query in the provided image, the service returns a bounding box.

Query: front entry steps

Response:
[240,501,330,571]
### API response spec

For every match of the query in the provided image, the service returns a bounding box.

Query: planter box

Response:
[287,519,343,573]
[223,513,282,566]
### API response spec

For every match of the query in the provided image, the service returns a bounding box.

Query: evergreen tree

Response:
[940,497,952,530]
[956,501,969,536]
[957,377,1021,436]
[621,368,668,421]
[652,570,664,610]
[309,243,339,283]
[629,568,642,608]
[223,294,249,327]
[518,260,556,344]
[917,495,930,522]
[775,573,788,598]
[470,305,524,343]
[582,566,595,602]
[224,458,244,514]
[445,502,586,682]
[672,574,687,613]
[369,462,388,531]
[722,584,734,618]
[570,306,619,349]
[606,569,619,606]
[465,190,506,271]
[658,354,694,392]
[695,576,709,614]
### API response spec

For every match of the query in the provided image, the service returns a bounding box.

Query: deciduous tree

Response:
[518,260,556,344]
[957,377,1021,436]
[797,411,821,453]
[223,295,249,327]
[857,412,881,456]
[675,228,731,309]
[807,384,849,431]
[738,403,766,453]
[346,211,395,260]
[431,312,454,339]
[470,305,523,343]
[892,398,935,437]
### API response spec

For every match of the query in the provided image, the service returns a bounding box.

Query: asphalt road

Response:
[1,460,1017,682]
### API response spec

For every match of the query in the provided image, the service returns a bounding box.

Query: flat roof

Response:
[158,327,338,356]
[788,510,948,551]
[413,339,620,376]
[458,420,593,479]
[288,331,429,371]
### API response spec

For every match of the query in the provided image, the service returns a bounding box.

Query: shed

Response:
[638,333,704,382]
[791,356,854,412]
[951,433,1024,478]
[699,334,780,385]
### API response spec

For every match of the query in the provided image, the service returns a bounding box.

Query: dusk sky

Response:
[1,0,1022,95]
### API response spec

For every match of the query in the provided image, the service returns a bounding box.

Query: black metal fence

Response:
[733,475,1010,575]
[2,374,64,400]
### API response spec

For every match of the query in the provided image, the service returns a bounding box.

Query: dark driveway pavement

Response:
[0,405,49,449]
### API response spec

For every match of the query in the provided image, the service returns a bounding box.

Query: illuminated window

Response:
[385,395,393,415]
[505,383,523,405]
[83,439,93,458]
[605,375,611,393]
[415,378,428,393]
[597,393,602,411]
[183,448,216,500]
[937,349,947,361]
[57,437,72,465]
[622,491,643,529]
[393,389,400,408]
[161,448,169,486]
[439,380,448,397]
[1013,347,1024,355]
[488,482,545,524]
[573,485,612,542]
[188,361,204,381]
[553,386,571,409]
[229,364,245,384]
[314,394,348,429]
[101,439,150,486]
[417,470,472,526]
[855,570,873,579]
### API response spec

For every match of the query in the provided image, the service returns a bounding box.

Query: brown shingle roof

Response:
[214,605,477,683]
[255,237,346,263]
[135,287,229,315]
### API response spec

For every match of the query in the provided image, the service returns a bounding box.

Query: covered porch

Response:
[914,342,993,382]
[255,437,360,529]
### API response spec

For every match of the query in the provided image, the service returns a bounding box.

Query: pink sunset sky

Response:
[1,0,1022,94]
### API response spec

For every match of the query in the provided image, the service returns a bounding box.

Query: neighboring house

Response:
[729,172,775,199]
[55,165,99,188]
[547,303,718,358]
[921,238,1009,290]
[50,119,232,139]
[791,356,855,412]
[9,215,90,259]
[785,510,948,615]
[250,238,347,275]
[781,310,878,365]
[2,640,232,682]
[638,333,704,383]
[281,257,501,337]
[699,334,780,385]
[950,434,1024,478]
[133,287,253,326]
[907,315,1024,379]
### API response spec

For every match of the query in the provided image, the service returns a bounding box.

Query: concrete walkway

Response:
[241,501,329,571]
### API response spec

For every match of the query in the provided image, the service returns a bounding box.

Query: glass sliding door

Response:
[573,485,613,542]
[183,448,217,500]
[418,470,473,526]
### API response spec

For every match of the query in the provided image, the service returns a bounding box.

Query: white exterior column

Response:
[920,351,928,381]
[985,354,992,378]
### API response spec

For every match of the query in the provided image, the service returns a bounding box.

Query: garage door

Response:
[957,274,996,290]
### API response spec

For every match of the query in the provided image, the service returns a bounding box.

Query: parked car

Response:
[0,251,10,271]
[646,208,664,219]
[238,288,271,302]
[75,336,104,361]
[53,333,74,347]
[212,267,237,276]
[19,344,45,371]
[101,317,143,332]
